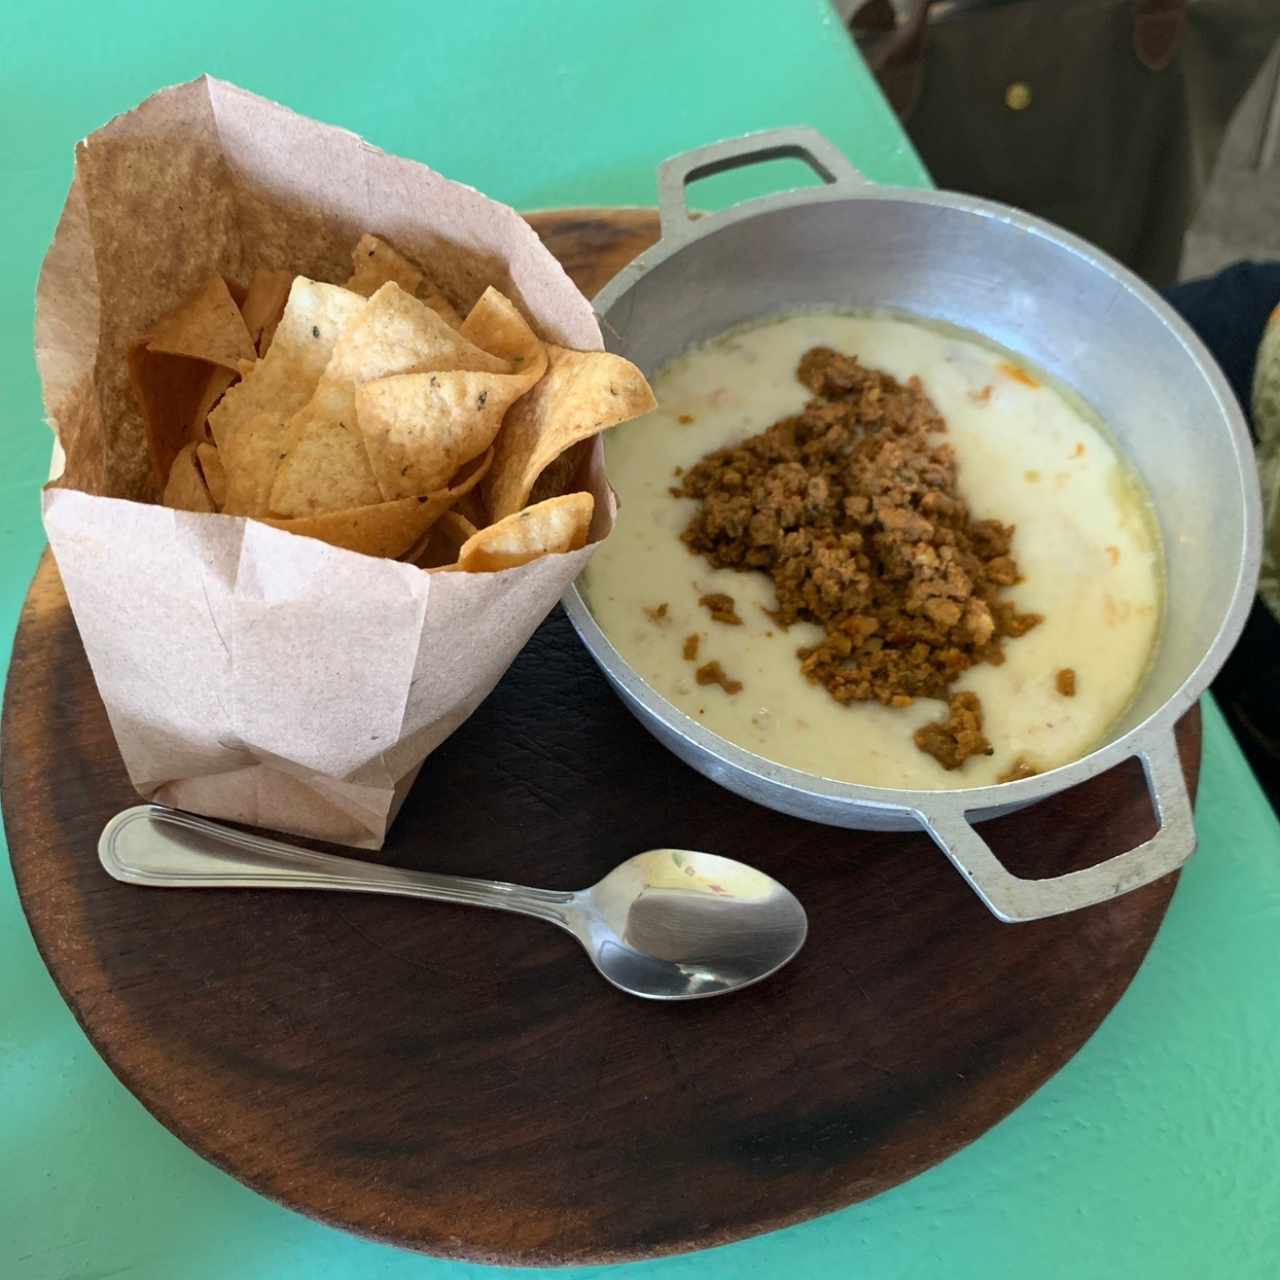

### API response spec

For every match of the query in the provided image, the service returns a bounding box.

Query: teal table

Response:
[3,3,1278,1277]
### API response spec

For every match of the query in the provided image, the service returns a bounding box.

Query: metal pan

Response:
[562,127,1261,922]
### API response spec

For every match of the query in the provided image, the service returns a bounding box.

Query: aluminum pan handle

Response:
[658,126,869,242]
[916,726,1195,922]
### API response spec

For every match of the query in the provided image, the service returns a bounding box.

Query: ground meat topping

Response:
[678,346,1045,769]
[682,634,700,661]
[914,692,992,771]
[695,660,742,695]
[699,592,742,625]
[644,602,669,624]
[1056,667,1076,696]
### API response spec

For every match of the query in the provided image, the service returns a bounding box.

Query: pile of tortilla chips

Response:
[129,234,654,569]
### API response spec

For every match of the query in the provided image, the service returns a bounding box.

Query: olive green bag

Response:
[850,0,1280,285]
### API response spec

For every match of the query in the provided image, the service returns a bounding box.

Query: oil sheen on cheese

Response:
[581,311,1163,790]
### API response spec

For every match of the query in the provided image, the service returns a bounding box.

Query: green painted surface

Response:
[2,3,1277,1277]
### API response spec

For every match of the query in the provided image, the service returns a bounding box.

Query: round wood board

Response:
[2,209,1199,1267]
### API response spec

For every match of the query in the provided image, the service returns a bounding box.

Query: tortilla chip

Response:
[399,455,491,564]
[324,281,508,381]
[146,276,256,371]
[346,233,423,298]
[268,381,381,516]
[211,278,368,447]
[483,345,655,519]
[268,283,520,516]
[459,287,547,373]
[421,290,464,329]
[457,492,594,572]
[196,442,227,508]
[346,287,545,501]
[188,365,238,445]
[162,442,215,512]
[408,509,480,568]
[526,439,589,505]
[129,277,260,484]
[355,353,542,499]
[212,279,368,515]
[452,490,489,528]
[128,342,213,487]
[345,233,462,327]
[262,449,492,559]
[218,413,291,517]
[254,494,450,560]
[259,494,454,559]
[445,446,493,493]
[240,268,294,355]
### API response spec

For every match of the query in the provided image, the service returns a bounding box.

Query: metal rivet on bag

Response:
[1005,82,1032,111]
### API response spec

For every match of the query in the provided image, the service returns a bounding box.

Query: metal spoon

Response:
[98,805,808,1001]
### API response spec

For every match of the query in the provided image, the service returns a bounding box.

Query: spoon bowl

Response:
[582,849,807,998]
[99,806,808,1000]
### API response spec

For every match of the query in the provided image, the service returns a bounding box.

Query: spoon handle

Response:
[99,805,576,929]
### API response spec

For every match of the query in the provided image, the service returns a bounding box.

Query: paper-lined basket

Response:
[36,76,619,848]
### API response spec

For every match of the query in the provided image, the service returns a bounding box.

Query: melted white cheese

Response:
[582,312,1163,790]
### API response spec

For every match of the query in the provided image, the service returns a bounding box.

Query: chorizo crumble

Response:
[677,346,1044,770]
[914,693,991,771]
[696,660,742,695]
[699,592,743,625]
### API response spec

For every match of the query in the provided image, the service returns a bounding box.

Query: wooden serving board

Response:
[2,210,1199,1267]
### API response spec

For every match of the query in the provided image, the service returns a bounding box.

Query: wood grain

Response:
[1,209,1199,1266]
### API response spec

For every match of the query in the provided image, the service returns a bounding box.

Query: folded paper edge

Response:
[36,169,101,487]
[34,75,622,850]
[201,74,603,352]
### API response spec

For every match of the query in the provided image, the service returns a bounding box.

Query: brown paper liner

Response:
[36,77,614,848]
